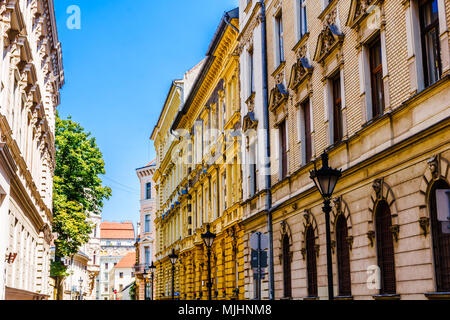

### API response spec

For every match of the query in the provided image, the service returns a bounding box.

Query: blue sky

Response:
[53,0,238,226]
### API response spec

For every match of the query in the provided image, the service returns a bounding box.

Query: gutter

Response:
[259,0,275,301]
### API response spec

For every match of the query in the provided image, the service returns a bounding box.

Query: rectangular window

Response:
[146,183,152,199]
[105,263,109,270]
[276,13,285,65]
[298,0,307,39]
[369,36,385,118]
[249,142,257,197]
[222,172,227,211]
[249,49,255,95]
[119,273,124,279]
[145,247,150,265]
[145,214,151,233]
[332,74,343,144]
[302,99,312,163]
[420,0,441,87]
[279,120,288,179]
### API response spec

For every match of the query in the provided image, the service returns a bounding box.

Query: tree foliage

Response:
[52,114,111,260]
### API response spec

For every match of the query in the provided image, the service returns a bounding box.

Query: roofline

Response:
[150,80,181,141]
[170,8,238,132]
[135,163,157,171]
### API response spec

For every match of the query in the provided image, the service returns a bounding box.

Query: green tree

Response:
[52,114,111,299]
[129,281,136,301]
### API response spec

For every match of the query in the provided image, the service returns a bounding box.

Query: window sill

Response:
[303,296,319,301]
[372,294,400,300]
[425,292,450,300]
[292,33,310,53]
[272,61,286,78]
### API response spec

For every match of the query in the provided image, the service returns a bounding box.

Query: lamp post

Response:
[78,277,83,301]
[310,151,342,301]
[201,224,216,300]
[149,261,156,300]
[168,249,178,300]
[143,267,149,300]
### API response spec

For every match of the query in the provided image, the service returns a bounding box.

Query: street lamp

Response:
[78,277,83,301]
[201,224,216,300]
[168,249,178,300]
[149,261,156,300]
[143,267,149,300]
[310,151,342,301]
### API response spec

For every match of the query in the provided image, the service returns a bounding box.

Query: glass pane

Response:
[424,30,440,84]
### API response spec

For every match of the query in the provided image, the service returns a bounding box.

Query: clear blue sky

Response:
[54,0,238,226]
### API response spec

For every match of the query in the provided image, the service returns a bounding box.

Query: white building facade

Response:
[97,222,135,300]
[108,252,135,300]
[134,161,157,299]
[0,0,64,300]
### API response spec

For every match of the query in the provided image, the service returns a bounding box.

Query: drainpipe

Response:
[224,12,239,34]
[259,0,274,300]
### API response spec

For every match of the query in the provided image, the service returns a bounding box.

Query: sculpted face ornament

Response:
[372,179,383,199]
[428,156,439,180]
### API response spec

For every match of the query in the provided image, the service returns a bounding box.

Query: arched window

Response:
[428,179,450,292]
[282,234,292,298]
[306,226,318,297]
[375,200,396,294]
[336,215,351,297]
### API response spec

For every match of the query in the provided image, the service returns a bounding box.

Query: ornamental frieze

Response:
[313,23,344,64]
[269,83,288,112]
[346,0,382,28]
[288,46,313,90]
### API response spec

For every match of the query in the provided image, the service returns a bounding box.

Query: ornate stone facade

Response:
[151,9,244,300]
[0,0,63,300]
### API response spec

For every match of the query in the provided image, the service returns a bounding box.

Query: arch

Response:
[335,214,352,297]
[279,220,293,298]
[367,178,399,246]
[305,225,318,298]
[427,178,450,292]
[418,155,450,236]
[374,199,397,295]
[300,209,320,260]
[331,196,354,250]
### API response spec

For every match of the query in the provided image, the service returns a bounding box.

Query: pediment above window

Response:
[288,57,314,90]
[313,24,344,64]
[269,83,289,112]
[243,112,258,132]
[346,0,382,28]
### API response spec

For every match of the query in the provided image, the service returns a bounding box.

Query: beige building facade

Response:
[239,0,450,300]
[0,0,64,300]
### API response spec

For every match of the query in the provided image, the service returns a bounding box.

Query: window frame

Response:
[368,36,385,119]
[419,0,442,88]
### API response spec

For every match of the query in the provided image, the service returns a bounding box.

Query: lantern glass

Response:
[169,250,178,265]
[201,224,216,248]
[310,152,341,199]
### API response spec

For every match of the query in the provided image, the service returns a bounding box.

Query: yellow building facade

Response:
[152,0,450,300]
[237,0,450,300]
[151,9,244,300]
